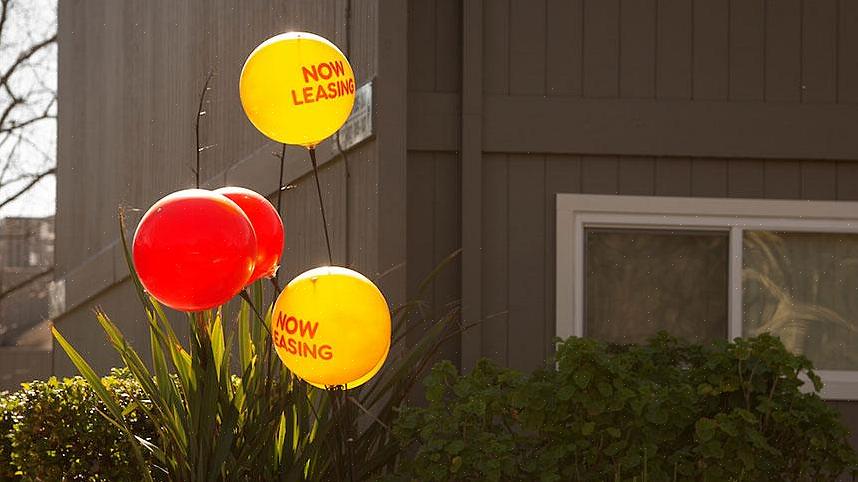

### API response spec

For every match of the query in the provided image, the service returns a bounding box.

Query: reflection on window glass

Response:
[585,229,728,344]
[743,231,858,370]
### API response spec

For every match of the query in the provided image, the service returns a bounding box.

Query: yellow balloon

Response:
[239,32,356,147]
[307,341,390,390]
[272,266,391,387]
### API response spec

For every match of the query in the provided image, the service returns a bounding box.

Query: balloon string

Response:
[328,386,355,482]
[343,386,356,482]
[273,143,287,292]
[194,70,214,188]
[308,147,334,265]
[238,289,272,338]
[330,388,345,481]
[276,143,286,214]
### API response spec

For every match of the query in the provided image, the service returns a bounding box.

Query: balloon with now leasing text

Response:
[307,341,390,390]
[272,266,391,387]
[239,32,356,147]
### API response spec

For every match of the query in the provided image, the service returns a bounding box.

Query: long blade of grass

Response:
[53,326,155,482]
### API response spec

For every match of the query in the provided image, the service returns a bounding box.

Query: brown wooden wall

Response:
[404,1,858,459]
[405,0,463,366]
[50,0,858,460]
[405,0,858,459]
[53,0,407,375]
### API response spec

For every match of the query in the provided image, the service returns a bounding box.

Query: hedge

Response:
[391,334,858,481]
[0,369,158,481]
[3,335,857,481]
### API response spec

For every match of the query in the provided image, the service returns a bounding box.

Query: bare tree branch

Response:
[0,1,57,212]
[2,167,47,187]
[0,0,11,49]
[0,166,54,211]
[0,132,25,182]
[0,31,56,90]
[0,110,54,133]
[0,90,21,129]
[12,132,55,165]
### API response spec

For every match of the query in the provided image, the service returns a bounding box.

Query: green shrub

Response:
[0,369,157,481]
[392,334,858,482]
[0,391,19,480]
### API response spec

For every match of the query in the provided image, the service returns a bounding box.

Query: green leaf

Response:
[451,455,463,473]
[446,440,466,455]
[695,418,717,442]
[573,371,592,389]
[52,327,154,482]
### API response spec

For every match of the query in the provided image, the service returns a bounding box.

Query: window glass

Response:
[743,231,858,370]
[585,228,729,344]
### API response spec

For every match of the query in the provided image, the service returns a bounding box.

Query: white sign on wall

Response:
[338,81,373,150]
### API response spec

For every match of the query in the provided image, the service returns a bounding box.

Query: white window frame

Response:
[556,193,858,400]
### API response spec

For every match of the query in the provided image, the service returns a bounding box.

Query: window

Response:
[556,194,858,400]
[585,228,728,344]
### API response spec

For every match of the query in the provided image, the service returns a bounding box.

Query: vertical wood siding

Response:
[55,0,380,374]
[405,0,463,377]
[407,0,858,389]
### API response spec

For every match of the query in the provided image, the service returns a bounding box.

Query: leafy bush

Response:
[392,334,858,481]
[0,369,158,481]
[0,391,18,480]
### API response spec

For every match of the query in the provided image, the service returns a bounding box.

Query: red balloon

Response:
[214,186,284,283]
[133,189,257,311]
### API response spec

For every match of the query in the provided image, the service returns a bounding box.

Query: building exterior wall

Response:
[407,0,858,368]
[55,0,858,451]
[405,0,858,456]
[0,216,54,345]
[405,0,462,366]
[0,217,54,391]
[53,0,407,376]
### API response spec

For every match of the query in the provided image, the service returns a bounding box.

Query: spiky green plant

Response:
[52,211,461,481]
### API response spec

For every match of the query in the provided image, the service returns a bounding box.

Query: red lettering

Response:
[316,84,329,100]
[285,316,298,335]
[319,345,333,360]
[276,312,287,331]
[299,319,319,339]
[302,86,314,103]
[303,342,317,359]
[327,82,337,98]
[302,65,318,83]
[334,79,355,97]
[332,60,345,77]
[291,89,303,106]
[318,62,332,80]
[281,338,333,360]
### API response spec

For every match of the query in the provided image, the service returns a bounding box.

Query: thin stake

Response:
[238,289,272,339]
[327,386,355,482]
[308,147,333,265]
[194,70,214,188]
[269,276,282,294]
[343,386,356,482]
[276,143,286,213]
[273,143,287,292]
[328,387,345,482]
